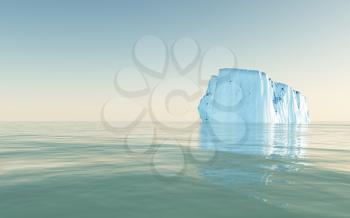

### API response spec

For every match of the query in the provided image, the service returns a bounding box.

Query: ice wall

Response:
[198,68,310,124]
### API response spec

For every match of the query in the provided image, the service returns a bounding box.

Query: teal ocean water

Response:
[0,122,349,218]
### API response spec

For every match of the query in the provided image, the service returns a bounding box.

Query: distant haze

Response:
[1,0,350,122]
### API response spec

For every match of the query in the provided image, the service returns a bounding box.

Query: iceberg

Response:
[198,68,310,124]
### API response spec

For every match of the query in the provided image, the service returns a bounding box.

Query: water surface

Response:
[0,122,349,217]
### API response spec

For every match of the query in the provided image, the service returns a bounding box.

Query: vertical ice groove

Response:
[198,68,310,124]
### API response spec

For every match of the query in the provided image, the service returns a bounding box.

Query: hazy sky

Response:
[1,0,350,122]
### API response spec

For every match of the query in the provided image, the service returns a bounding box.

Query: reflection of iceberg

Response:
[200,123,307,157]
[198,68,310,124]
[199,122,308,186]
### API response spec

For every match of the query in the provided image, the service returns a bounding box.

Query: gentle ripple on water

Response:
[0,122,349,218]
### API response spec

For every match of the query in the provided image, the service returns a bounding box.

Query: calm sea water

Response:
[0,122,349,218]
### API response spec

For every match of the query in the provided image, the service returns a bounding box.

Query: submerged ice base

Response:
[198,68,310,124]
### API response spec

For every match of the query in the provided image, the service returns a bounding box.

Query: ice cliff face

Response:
[198,68,310,124]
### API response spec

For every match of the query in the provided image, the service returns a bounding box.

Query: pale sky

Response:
[1,0,350,122]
